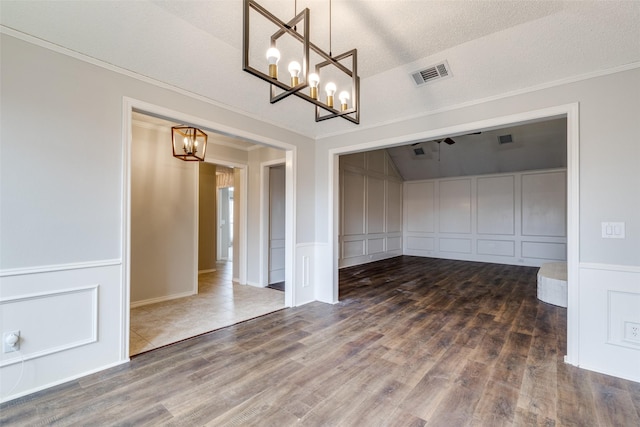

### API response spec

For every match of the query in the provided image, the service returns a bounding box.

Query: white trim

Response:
[239,167,248,284]
[285,149,297,308]
[245,280,265,288]
[0,285,99,368]
[121,98,298,360]
[317,62,640,140]
[327,102,580,361]
[565,102,580,367]
[579,263,640,273]
[0,359,128,404]
[198,269,217,274]
[0,259,121,278]
[129,290,196,309]
[0,26,310,141]
[193,162,200,294]
[121,98,133,362]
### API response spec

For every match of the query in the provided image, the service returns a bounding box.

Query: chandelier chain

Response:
[329,0,332,57]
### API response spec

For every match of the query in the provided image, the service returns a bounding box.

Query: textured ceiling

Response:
[1,1,639,138]
[386,118,567,180]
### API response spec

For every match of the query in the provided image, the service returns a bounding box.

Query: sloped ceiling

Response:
[1,1,639,139]
[386,118,567,181]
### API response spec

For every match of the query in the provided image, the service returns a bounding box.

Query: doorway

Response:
[217,186,234,261]
[126,109,289,357]
[327,103,580,364]
[267,165,286,291]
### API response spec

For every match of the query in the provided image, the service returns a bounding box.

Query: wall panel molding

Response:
[579,266,640,382]
[404,168,567,267]
[0,285,99,367]
[0,259,121,278]
[339,150,403,268]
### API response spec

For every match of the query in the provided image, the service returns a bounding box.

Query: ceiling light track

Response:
[243,0,360,124]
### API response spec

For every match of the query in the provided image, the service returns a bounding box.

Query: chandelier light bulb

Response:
[183,137,196,155]
[266,47,281,79]
[339,91,350,111]
[325,82,337,108]
[288,61,301,86]
[308,73,320,99]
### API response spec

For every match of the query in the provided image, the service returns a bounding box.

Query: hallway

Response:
[130,261,285,355]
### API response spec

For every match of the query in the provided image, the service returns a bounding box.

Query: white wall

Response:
[0,33,314,402]
[130,122,198,305]
[339,150,403,267]
[315,67,640,382]
[404,169,567,267]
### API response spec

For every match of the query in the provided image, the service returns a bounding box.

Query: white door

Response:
[268,166,286,284]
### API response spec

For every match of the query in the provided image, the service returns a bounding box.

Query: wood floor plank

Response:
[2,256,639,426]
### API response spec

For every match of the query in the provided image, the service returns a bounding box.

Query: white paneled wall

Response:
[404,169,567,267]
[339,151,403,268]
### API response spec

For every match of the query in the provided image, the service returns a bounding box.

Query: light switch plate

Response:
[601,222,625,239]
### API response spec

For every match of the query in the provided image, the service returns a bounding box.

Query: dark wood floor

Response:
[2,256,639,426]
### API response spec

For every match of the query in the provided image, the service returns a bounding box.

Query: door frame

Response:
[121,97,296,360]
[327,103,580,366]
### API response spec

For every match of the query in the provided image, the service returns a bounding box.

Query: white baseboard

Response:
[130,290,195,308]
[198,268,217,274]
[246,281,266,288]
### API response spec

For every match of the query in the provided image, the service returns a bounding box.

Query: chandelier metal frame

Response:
[242,0,359,124]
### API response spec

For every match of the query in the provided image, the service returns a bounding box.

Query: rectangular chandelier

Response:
[243,0,359,124]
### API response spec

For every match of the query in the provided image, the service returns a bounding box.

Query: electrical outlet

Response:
[3,330,20,353]
[623,322,640,344]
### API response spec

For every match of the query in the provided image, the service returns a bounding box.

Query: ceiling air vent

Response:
[498,134,514,145]
[411,60,452,87]
[413,147,425,156]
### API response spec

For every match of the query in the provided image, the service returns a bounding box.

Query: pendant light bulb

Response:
[339,91,350,111]
[325,82,337,108]
[288,61,301,86]
[308,73,320,99]
[266,47,281,79]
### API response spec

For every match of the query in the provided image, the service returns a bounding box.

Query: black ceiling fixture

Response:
[436,137,456,145]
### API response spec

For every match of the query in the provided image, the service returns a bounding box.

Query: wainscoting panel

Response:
[477,239,515,257]
[522,241,567,261]
[342,170,366,236]
[405,182,435,233]
[386,180,403,233]
[407,236,435,251]
[0,285,98,367]
[439,238,472,254]
[367,238,385,254]
[439,179,472,234]
[339,150,403,268]
[404,169,567,267]
[522,171,566,237]
[0,262,124,402]
[367,177,385,234]
[477,175,515,235]
[387,237,402,252]
[579,264,640,382]
[342,239,366,259]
